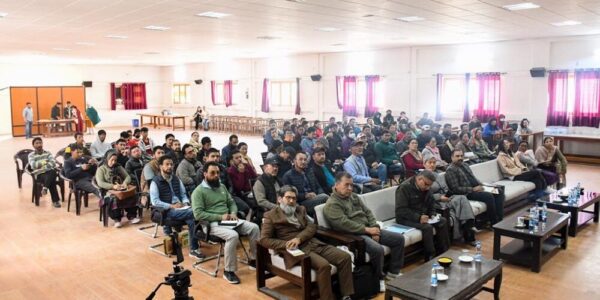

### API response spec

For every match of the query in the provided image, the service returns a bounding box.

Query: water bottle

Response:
[431,263,439,287]
[541,202,548,223]
[529,208,536,230]
[474,241,482,262]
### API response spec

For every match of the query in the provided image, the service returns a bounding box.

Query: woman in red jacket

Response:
[400,138,424,178]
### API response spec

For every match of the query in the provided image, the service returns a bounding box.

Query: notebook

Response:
[384,223,415,235]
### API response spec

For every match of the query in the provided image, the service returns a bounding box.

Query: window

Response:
[441,76,479,114]
[172,84,190,104]
[213,81,239,105]
[356,78,384,111]
[270,80,297,107]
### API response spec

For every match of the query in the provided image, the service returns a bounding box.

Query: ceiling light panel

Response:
[316,27,341,32]
[502,2,540,11]
[551,20,581,27]
[196,11,230,19]
[395,16,425,22]
[105,35,128,39]
[0,12,8,18]
[143,25,170,31]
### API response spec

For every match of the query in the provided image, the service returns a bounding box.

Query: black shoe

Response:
[223,271,240,284]
[52,202,61,208]
[248,259,256,270]
[189,249,206,260]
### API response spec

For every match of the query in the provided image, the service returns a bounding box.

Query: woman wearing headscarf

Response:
[95,150,139,228]
[424,155,476,244]
[421,136,448,170]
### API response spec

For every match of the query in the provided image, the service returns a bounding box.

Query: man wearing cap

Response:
[417,125,433,151]
[253,157,282,214]
[276,146,295,180]
[300,127,317,155]
[344,139,385,193]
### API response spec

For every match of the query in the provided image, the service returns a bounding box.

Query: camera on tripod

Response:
[147,231,194,300]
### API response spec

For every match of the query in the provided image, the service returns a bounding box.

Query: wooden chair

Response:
[14,149,33,189]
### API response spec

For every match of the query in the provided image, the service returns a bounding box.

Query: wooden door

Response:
[62,87,86,120]
[11,87,38,137]
[37,87,62,134]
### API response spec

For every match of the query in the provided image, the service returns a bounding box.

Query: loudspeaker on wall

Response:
[194,79,203,85]
[82,81,93,87]
[310,74,322,81]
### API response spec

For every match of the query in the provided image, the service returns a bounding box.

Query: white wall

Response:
[0,64,165,135]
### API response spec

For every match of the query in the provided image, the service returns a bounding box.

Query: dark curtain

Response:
[295,77,301,115]
[110,82,116,110]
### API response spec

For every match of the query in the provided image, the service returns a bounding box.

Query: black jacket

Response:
[64,157,96,182]
[51,105,61,120]
[282,168,324,202]
[395,176,435,224]
[309,162,334,194]
[277,158,293,180]
[363,142,378,166]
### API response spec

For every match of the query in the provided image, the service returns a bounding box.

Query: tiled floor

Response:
[1,127,599,300]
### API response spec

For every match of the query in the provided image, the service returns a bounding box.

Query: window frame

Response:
[171,83,190,105]
[270,79,297,108]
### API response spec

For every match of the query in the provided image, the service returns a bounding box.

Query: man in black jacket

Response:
[253,157,281,221]
[125,145,146,184]
[63,147,101,199]
[310,147,335,194]
[276,146,294,180]
[395,171,449,261]
[282,151,328,217]
[115,139,129,167]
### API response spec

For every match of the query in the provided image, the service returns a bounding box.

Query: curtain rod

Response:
[431,72,507,76]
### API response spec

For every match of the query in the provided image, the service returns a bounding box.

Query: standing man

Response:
[324,172,405,292]
[445,149,505,225]
[23,102,34,139]
[28,137,61,207]
[262,185,354,300]
[395,170,450,261]
[192,162,260,284]
[63,101,73,132]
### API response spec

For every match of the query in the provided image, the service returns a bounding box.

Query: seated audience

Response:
[423,155,476,244]
[516,118,532,143]
[416,125,433,150]
[162,133,176,158]
[440,134,459,163]
[176,144,203,192]
[261,185,354,300]
[221,134,239,166]
[496,139,548,193]
[197,136,212,163]
[310,147,336,194]
[344,140,384,193]
[283,130,301,152]
[314,120,324,138]
[282,152,328,217]
[497,114,510,131]
[143,146,165,184]
[341,126,355,158]
[456,132,479,163]
[406,122,420,139]
[90,130,111,159]
[253,157,282,212]
[482,118,502,148]
[227,149,259,210]
[171,139,183,167]
[95,150,140,228]
[324,172,405,292]
[441,123,453,141]
[138,127,155,158]
[535,136,568,188]
[421,137,448,169]
[375,130,404,177]
[276,146,294,180]
[300,127,317,155]
[150,155,205,259]
[515,141,558,187]
[125,145,146,183]
[65,132,92,159]
[189,131,201,153]
[127,129,141,149]
[387,123,399,143]
[416,112,434,129]
[431,124,444,145]
[468,114,481,131]
[114,138,129,167]
[265,140,283,160]
[64,147,101,199]
[348,118,361,135]
[192,162,260,284]
[383,109,395,124]
[28,137,61,207]
[459,123,470,136]
[263,120,281,147]
[395,170,450,261]
[470,128,496,161]
[395,133,412,155]
[401,138,424,178]
[238,142,256,171]
[446,149,504,225]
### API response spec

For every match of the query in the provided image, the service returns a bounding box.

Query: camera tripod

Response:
[146,232,194,300]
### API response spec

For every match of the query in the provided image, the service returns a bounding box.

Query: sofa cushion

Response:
[360,186,397,222]
[269,250,337,281]
[494,180,535,202]
[470,159,504,183]
[315,204,330,228]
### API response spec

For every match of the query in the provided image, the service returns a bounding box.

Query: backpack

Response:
[351,264,379,300]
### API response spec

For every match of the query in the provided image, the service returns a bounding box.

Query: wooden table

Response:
[36,119,77,137]
[137,114,186,131]
[547,133,600,154]
[537,191,599,237]
[385,249,503,300]
[493,209,569,272]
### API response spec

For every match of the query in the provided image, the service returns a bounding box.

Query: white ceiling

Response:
[0,0,600,65]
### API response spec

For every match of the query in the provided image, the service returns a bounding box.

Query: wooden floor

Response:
[1,128,599,300]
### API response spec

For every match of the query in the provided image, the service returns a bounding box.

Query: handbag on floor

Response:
[351,264,379,300]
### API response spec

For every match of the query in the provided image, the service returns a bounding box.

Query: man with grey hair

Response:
[395,170,450,261]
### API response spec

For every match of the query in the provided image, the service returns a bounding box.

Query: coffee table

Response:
[384,249,503,300]
[537,191,599,237]
[493,209,569,272]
